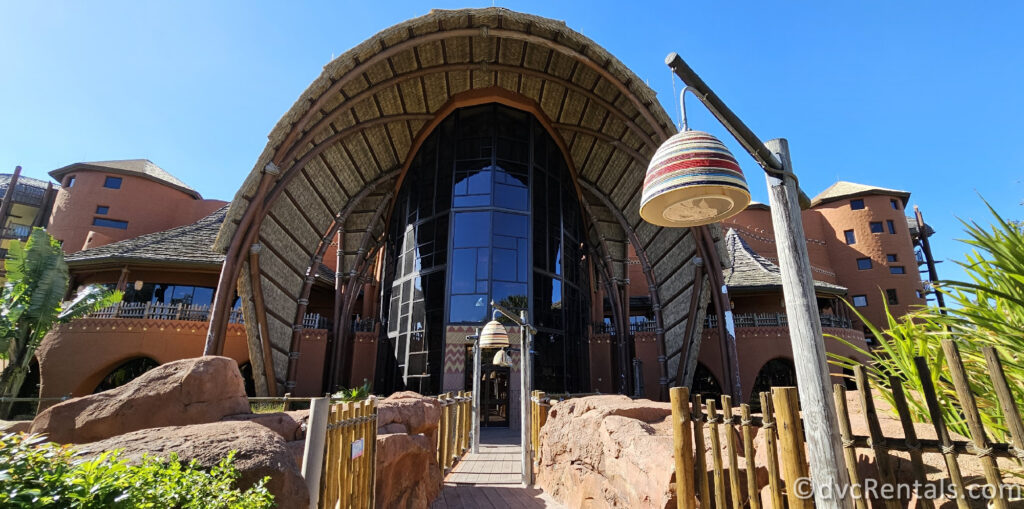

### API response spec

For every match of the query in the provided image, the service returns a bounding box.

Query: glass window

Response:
[886,289,899,305]
[869,222,884,233]
[890,266,906,275]
[850,199,865,210]
[103,176,123,189]
[886,254,898,262]
[65,175,76,187]
[857,258,872,270]
[844,230,855,245]
[452,212,490,247]
[92,217,128,229]
[890,199,899,210]
[96,205,109,215]
[852,295,868,307]
[887,220,896,234]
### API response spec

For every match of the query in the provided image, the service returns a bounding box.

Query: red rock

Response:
[31,356,249,444]
[536,395,676,509]
[0,420,31,433]
[375,432,443,509]
[376,391,442,435]
[222,409,309,441]
[285,439,306,470]
[76,421,309,509]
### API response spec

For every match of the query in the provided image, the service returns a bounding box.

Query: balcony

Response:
[0,184,47,207]
[0,226,31,241]
[704,312,852,330]
[88,301,328,329]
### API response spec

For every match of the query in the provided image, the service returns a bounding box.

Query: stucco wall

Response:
[48,170,225,253]
[36,318,327,398]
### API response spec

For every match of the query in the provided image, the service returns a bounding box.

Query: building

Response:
[47,159,226,254]
[0,168,58,275]
[25,9,935,420]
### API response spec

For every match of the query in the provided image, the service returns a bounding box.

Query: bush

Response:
[0,433,275,508]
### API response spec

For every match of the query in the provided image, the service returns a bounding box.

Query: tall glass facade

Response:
[377,104,590,395]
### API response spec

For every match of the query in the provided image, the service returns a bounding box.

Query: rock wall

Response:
[374,391,444,509]
[536,395,677,509]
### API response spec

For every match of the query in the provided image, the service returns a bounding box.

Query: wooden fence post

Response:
[853,366,899,509]
[888,378,934,509]
[913,357,969,509]
[772,387,812,509]
[759,392,784,509]
[721,395,742,509]
[692,394,711,509]
[942,340,1007,509]
[671,387,695,509]
[301,397,330,509]
[707,399,727,508]
[740,403,761,509]
[832,385,868,509]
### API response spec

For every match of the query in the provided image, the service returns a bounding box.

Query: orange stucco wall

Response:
[36,318,328,399]
[48,170,226,253]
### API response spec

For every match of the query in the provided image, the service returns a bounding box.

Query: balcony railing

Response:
[0,227,30,241]
[88,301,326,329]
[591,320,658,335]
[1,184,46,207]
[704,312,852,330]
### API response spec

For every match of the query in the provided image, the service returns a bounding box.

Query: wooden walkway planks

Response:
[431,428,563,509]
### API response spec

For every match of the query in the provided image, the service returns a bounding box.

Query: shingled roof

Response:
[0,173,55,191]
[722,229,846,295]
[65,207,228,268]
[49,159,201,199]
[811,181,910,207]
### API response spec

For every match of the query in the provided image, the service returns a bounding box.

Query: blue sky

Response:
[2,1,1022,286]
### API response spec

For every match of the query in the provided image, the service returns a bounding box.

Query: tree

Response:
[0,228,121,418]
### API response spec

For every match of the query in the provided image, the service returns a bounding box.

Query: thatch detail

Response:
[215,7,716,392]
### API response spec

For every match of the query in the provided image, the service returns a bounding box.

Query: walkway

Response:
[430,427,563,508]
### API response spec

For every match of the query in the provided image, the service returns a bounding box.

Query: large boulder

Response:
[535,395,676,509]
[222,409,309,441]
[376,391,442,435]
[76,421,308,509]
[375,432,443,509]
[31,356,249,444]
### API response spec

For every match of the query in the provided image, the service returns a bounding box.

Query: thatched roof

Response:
[811,181,910,207]
[65,207,228,268]
[216,7,714,392]
[723,229,846,295]
[50,159,201,199]
[0,173,55,191]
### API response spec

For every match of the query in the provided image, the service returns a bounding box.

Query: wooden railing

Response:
[668,341,1024,508]
[311,399,377,509]
[436,391,472,474]
[704,312,852,330]
[88,301,324,328]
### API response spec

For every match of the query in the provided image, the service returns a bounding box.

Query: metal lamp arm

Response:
[490,300,537,334]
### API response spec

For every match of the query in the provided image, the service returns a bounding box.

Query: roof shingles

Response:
[722,228,846,294]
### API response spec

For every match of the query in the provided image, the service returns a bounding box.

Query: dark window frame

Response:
[886,253,898,262]
[890,199,899,210]
[103,176,123,189]
[886,289,899,305]
[96,205,109,215]
[887,219,896,234]
[856,257,873,270]
[869,221,884,233]
[65,175,76,188]
[92,217,128,230]
[850,199,865,210]
[890,266,906,275]
[844,229,856,245]
[852,295,868,307]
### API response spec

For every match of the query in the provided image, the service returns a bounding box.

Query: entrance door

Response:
[480,365,510,427]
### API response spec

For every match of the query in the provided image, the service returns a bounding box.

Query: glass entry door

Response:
[480,365,510,427]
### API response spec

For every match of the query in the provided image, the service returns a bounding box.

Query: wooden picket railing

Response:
[317,399,378,509]
[669,340,1024,508]
[436,391,472,474]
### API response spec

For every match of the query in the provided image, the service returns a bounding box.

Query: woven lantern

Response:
[492,348,513,368]
[640,129,750,227]
[479,319,510,349]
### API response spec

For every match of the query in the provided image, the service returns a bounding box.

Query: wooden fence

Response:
[436,391,472,474]
[668,340,1024,508]
[314,399,378,509]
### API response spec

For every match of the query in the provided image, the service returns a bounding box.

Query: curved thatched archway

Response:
[206,8,715,397]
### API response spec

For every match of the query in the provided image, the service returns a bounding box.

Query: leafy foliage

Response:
[830,201,1024,442]
[0,229,122,416]
[332,379,372,402]
[0,433,274,508]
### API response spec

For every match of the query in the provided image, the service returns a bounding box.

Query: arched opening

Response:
[93,357,160,393]
[749,357,798,404]
[691,362,723,401]
[375,103,590,396]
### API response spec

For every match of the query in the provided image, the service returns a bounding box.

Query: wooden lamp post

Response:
[642,52,852,508]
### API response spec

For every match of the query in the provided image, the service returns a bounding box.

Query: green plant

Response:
[0,433,274,508]
[0,229,122,417]
[332,379,372,401]
[830,201,1024,442]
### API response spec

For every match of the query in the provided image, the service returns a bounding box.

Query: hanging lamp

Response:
[640,88,751,227]
[479,319,510,349]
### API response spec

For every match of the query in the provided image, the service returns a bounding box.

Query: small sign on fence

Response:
[351,438,364,459]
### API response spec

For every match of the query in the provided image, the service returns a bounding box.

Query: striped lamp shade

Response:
[479,320,510,348]
[640,130,750,227]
